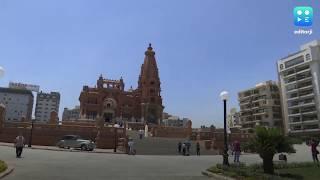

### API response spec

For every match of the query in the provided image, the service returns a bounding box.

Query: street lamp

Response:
[28,119,35,147]
[0,66,4,78]
[220,91,229,166]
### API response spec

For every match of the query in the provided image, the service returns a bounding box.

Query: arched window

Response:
[150,89,155,95]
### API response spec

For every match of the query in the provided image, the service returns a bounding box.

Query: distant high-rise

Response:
[277,40,320,135]
[0,87,34,122]
[227,108,241,129]
[238,81,282,133]
[62,106,80,121]
[35,91,60,123]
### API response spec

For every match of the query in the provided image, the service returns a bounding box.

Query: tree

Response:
[244,126,295,174]
[210,124,216,129]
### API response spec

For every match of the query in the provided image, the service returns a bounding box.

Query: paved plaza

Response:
[0,144,314,180]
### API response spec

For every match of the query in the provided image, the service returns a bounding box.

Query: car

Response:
[56,135,96,151]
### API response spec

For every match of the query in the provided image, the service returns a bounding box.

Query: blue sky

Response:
[0,0,319,127]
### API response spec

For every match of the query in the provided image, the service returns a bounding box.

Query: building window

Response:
[285,56,304,68]
[305,54,311,61]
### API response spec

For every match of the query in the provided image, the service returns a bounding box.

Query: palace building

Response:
[79,44,164,125]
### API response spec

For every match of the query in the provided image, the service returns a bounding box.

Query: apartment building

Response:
[277,40,320,135]
[238,81,282,133]
[35,91,60,123]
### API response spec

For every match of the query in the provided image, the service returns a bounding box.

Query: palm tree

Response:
[244,126,295,174]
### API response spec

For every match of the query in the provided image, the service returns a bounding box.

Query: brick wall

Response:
[0,122,126,149]
[151,126,192,138]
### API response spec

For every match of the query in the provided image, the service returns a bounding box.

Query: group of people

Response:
[11,131,320,165]
[177,141,200,156]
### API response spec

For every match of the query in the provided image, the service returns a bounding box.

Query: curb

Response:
[202,170,235,180]
[28,147,125,154]
[0,144,125,154]
[0,165,14,179]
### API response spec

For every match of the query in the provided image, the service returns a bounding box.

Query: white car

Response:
[56,135,95,151]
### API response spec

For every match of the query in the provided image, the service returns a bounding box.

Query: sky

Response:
[0,0,319,128]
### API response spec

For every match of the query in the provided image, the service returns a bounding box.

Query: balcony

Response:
[295,65,310,73]
[297,76,312,83]
[299,88,314,95]
[286,88,298,94]
[238,95,251,100]
[289,117,301,124]
[239,100,250,105]
[290,128,320,133]
[288,111,301,117]
[283,69,296,78]
[285,77,297,84]
[252,111,266,116]
[301,106,316,112]
[302,120,319,124]
[297,81,313,89]
[288,99,315,109]
[302,114,318,122]
[287,92,299,100]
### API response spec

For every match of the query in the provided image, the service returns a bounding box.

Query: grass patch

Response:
[287,137,304,145]
[278,166,320,180]
[207,162,320,180]
[0,160,7,173]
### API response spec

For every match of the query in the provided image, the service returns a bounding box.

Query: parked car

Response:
[56,135,95,151]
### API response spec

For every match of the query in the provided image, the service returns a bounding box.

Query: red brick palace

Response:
[79,44,164,125]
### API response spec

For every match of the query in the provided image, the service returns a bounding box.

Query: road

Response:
[0,144,313,180]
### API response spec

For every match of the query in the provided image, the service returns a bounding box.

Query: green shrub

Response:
[273,162,315,169]
[207,162,316,179]
[287,137,303,145]
[0,160,7,173]
[207,166,223,174]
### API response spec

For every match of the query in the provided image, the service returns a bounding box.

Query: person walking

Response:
[186,140,191,156]
[128,138,135,155]
[15,133,25,158]
[182,143,186,156]
[178,142,182,154]
[310,139,319,165]
[196,142,200,156]
[233,140,241,163]
[138,129,143,140]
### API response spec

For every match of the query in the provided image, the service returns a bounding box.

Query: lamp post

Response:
[220,91,229,166]
[114,127,117,153]
[28,119,35,147]
[0,66,4,79]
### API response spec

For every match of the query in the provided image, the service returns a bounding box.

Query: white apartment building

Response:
[0,87,34,122]
[35,91,60,123]
[227,108,241,129]
[161,112,190,127]
[278,40,320,135]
